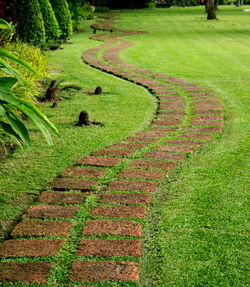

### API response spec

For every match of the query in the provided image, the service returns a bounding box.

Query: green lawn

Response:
[0,6,249,286]
[115,6,249,286]
[0,23,156,241]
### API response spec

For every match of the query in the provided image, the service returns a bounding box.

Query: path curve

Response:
[0,14,224,286]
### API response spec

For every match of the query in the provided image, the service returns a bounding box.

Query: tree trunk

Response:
[205,0,209,13]
[237,0,241,6]
[240,0,244,5]
[207,0,217,20]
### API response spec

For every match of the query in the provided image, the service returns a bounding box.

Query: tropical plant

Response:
[79,2,95,20]
[0,18,16,46]
[5,41,48,102]
[38,0,61,41]
[16,0,46,47]
[0,24,58,147]
[50,0,73,40]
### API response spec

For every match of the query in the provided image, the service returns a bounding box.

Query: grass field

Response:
[0,5,249,286]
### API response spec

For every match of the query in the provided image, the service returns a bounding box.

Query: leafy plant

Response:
[16,0,46,47]
[4,40,48,102]
[79,2,95,20]
[0,18,16,46]
[0,48,58,146]
[50,0,73,40]
[95,6,111,12]
[38,0,61,42]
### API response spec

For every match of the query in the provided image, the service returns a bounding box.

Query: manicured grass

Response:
[113,6,249,286]
[0,6,249,286]
[0,22,156,240]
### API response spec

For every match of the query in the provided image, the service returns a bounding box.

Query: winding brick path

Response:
[0,14,223,286]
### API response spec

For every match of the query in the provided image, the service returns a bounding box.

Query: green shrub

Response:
[38,0,61,41]
[0,48,58,147]
[3,41,47,102]
[67,0,85,20]
[0,19,16,46]
[50,0,73,40]
[72,19,85,32]
[16,0,45,47]
[79,2,95,20]
[95,6,110,12]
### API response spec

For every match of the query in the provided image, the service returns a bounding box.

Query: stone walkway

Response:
[0,14,223,286]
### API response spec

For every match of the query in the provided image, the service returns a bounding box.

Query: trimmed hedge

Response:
[16,0,45,47]
[50,0,72,40]
[38,0,61,41]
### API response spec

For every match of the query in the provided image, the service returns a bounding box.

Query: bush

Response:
[38,0,61,41]
[50,0,72,40]
[67,0,85,20]
[16,0,45,47]
[79,2,95,20]
[0,48,58,147]
[3,41,47,102]
[0,19,16,46]
[72,19,85,32]
[95,6,111,12]
[147,2,157,8]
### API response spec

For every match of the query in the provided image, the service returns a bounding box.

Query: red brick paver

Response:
[39,190,86,204]
[0,262,51,283]
[118,169,165,180]
[179,133,213,140]
[109,143,147,150]
[62,168,108,178]
[107,180,158,192]
[124,136,158,143]
[51,178,97,191]
[0,239,64,257]
[11,220,72,237]
[83,220,141,237]
[92,148,135,157]
[144,151,185,161]
[130,159,176,171]
[136,131,168,137]
[23,205,79,219]
[189,126,223,133]
[92,205,146,219]
[69,261,139,282]
[166,139,201,145]
[153,119,181,126]
[76,156,121,167]
[77,239,141,257]
[99,193,151,205]
[157,145,195,153]
[150,126,176,132]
